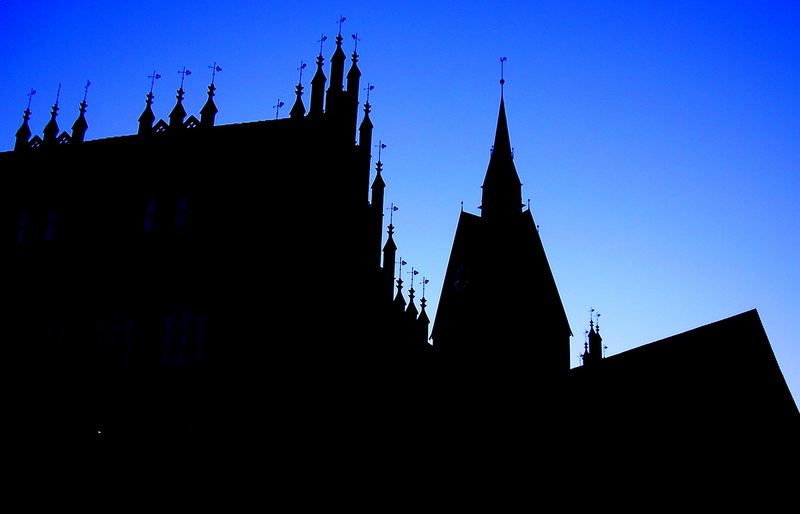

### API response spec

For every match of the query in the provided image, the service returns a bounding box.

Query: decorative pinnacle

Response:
[26,88,36,111]
[178,67,192,90]
[209,62,223,85]
[148,71,161,94]
[318,34,328,56]
[337,15,347,36]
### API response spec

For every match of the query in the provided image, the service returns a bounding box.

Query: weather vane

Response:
[26,88,37,110]
[337,15,347,35]
[82,80,91,103]
[209,62,222,85]
[364,82,374,103]
[410,267,419,289]
[352,32,361,53]
[422,277,430,298]
[297,61,307,84]
[148,70,161,93]
[500,56,507,90]
[318,34,328,55]
[375,140,386,161]
[389,202,398,225]
[397,257,407,280]
[178,67,192,89]
[273,98,285,119]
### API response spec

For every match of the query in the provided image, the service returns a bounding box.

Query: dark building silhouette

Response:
[432,91,571,382]
[3,31,798,494]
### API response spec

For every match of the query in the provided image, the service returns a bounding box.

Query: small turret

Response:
[71,80,91,143]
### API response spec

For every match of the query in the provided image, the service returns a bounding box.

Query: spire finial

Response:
[351,32,361,56]
[499,56,507,96]
[363,82,374,104]
[178,67,192,90]
[148,70,161,94]
[410,267,419,290]
[389,202,398,226]
[589,308,595,330]
[82,80,91,104]
[397,257,407,284]
[318,34,328,56]
[596,312,601,334]
[273,98,285,119]
[53,83,61,110]
[375,140,386,162]
[26,88,36,111]
[422,277,430,299]
[209,62,222,85]
[297,61,307,85]
[337,15,347,36]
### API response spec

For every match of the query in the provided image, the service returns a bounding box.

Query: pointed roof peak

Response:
[491,93,512,159]
[42,83,62,144]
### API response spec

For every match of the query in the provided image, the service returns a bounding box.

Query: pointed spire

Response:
[359,86,374,148]
[394,271,406,310]
[407,267,420,317]
[169,67,191,130]
[328,20,347,96]
[15,89,35,151]
[371,145,386,190]
[480,59,523,219]
[139,71,160,136]
[585,309,603,367]
[42,84,61,145]
[383,220,398,300]
[310,35,328,117]
[346,33,362,98]
[290,61,307,119]
[71,80,91,143]
[200,63,222,128]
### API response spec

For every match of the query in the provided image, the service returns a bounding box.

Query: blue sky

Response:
[2,1,799,403]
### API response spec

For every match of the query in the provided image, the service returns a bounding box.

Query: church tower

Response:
[432,71,571,380]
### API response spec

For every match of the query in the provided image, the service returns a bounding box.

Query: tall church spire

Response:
[42,84,61,146]
[480,61,523,219]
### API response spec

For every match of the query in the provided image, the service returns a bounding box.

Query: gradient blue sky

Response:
[2,1,798,403]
